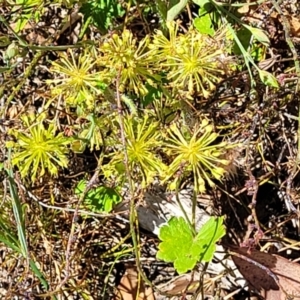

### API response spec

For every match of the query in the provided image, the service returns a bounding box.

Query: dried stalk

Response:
[270,0,300,215]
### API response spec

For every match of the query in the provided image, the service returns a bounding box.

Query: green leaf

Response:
[157,217,197,274]
[196,216,225,262]
[156,0,168,22]
[157,216,225,274]
[75,179,121,213]
[29,259,48,290]
[243,25,270,47]
[250,44,265,62]
[14,15,30,32]
[194,14,214,35]
[232,28,252,55]
[193,0,213,16]
[167,0,188,21]
[80,0,125,34]
[75,179,86,195]
[0,36,10,47]
[142,83,163,107]
[258,70,279,88]
[4,42,19,62]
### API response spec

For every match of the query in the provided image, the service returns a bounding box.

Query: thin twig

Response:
[270,0,300,217]
[240,101,263,242]
[58,154,104,290]
[15,180,112,218]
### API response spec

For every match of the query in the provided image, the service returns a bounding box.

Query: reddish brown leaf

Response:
[230,247,300,300]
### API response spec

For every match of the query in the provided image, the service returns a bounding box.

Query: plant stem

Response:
[271,0,300,214]
[115,68,160,296]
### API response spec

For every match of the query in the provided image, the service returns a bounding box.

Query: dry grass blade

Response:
[230,247,300,300]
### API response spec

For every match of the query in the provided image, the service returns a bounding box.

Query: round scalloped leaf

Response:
[157,216,225,274]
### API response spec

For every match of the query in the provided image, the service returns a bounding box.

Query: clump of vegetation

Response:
[7,113,70,181]
[149,21,229,97]
[47,49,108,109]
[99,29,157,96]
[1,0,299,298]
[102,114,166,187]
[162,119,233,193]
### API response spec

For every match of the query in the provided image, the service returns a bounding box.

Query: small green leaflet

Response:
[157,216,225,274]
[196,216,225,262]
[258,70,279,88]
[243,25,270,47]
[75,179,121,213]
[193,0,214,35]
[194,14,215,36]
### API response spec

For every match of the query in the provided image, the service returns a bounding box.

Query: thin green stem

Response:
[115,68,166,298]
[211,1,256,83]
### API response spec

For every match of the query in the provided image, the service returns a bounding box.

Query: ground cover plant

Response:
[1,0,300,299]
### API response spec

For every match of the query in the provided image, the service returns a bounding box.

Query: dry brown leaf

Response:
[114,265,155,300]
[287,16,300,37]
[157,273,200,295]
[156,272,217,298]
[230,247,300,300]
